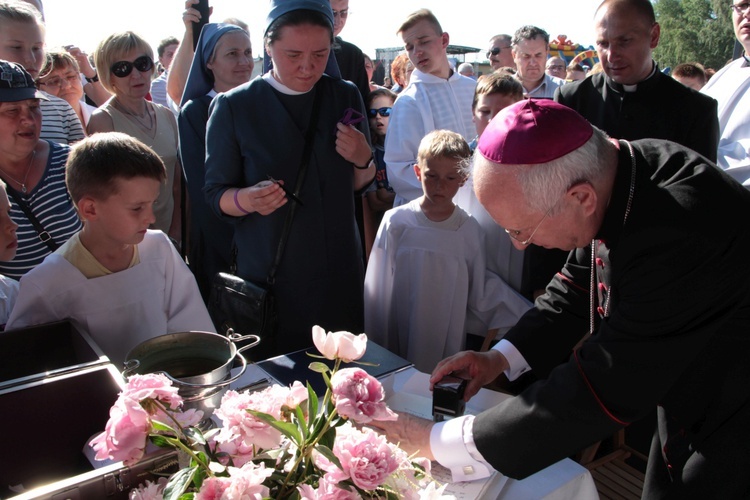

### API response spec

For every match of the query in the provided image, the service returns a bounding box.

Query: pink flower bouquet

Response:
[91,326,451,500]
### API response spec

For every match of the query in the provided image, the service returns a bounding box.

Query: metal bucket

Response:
[122,330,259,425]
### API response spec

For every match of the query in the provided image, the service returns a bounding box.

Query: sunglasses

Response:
[486,46,511,58]
[110,56,154,78]
[368,107,392,118]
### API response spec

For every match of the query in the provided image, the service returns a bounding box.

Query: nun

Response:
[203,0,375,356]
[178,22,253,300]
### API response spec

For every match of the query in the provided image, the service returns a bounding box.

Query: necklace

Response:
[0,150,36,194]
[115,99,154,131]
[589,140,636,336]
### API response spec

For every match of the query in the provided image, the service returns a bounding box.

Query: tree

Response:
[653,0,735,71]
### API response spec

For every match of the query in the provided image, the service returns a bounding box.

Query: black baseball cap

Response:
[0,60,48,102]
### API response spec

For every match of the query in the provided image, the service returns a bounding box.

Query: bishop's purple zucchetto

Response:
[477,99,593,165]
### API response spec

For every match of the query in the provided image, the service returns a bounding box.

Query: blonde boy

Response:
[365,130,530,372]
[6,133,214,364]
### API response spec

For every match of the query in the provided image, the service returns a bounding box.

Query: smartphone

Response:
[192,0,210,50]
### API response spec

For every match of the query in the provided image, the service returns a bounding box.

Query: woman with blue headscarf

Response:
[204,0,375,356]
[178,23,253,300]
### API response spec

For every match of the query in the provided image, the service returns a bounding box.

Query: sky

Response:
[44,0,604,65]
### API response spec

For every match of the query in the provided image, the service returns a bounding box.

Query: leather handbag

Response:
[208,83,323,357]
[209,271,277,347]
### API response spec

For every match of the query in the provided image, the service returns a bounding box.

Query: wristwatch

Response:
[85,73,99,83]
[354,154,374,170]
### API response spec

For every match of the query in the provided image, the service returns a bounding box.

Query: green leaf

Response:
[193,450,211,468]
[307,384,319,421]
[184,426,206,445]
[308,361,330,374]
[318,426,337,450]
[150,420,177,433]
[311,412,327,436]
[246,409,302,443]
[314,444,343,470]
[294,406,308,440]
[202,427,220,441]
[351,360,380,367]
[148,435,173,448]
[162,466,198,500]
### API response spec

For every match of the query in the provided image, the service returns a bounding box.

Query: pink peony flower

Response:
[213,383,308,463]
[129,477,167,500]
[194,476,232,500]
[330,423,402,490]
[297,484,319,499]
[90,399,150,465]
[122,373,183,410]
[223,462,273,499]
[170,408,205,428]
[312,325,367,362]
[298,475,360,500]
[213,437,256,468]
[331,368,397,424]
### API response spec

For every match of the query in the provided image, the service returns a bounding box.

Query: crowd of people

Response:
[0,0,749,496]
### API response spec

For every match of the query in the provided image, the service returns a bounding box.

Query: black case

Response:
[0,320,109,390]
[0,322,179,499]
[0,364,179,499]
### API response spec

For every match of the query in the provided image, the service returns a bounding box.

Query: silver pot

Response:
[122,330,259,424]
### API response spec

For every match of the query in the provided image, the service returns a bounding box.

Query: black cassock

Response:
[474,140,750,499]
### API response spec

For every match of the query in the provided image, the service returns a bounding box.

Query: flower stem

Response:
[277,357,343,496]
[149,399,213,476]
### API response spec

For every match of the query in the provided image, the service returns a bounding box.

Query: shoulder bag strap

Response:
[6,186,59,252]
[266,82,324,284]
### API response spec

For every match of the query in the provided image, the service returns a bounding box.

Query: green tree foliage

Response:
[653,0,736,71]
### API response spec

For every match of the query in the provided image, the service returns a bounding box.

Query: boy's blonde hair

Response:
[0,1,42,27]
[416,130,471,176]
[93,31,154,94]
[472,72,523,110]
[66,132,166,203]
[397,8,442,36]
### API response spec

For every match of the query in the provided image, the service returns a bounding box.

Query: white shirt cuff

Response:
[430,415,494,482]
[494,339,531,381]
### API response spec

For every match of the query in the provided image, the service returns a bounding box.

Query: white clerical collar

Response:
[263,71,313,95]
[207,89,217,98]
[622,61,658,92]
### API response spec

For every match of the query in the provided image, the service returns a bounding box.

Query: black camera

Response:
[432,375,467,422]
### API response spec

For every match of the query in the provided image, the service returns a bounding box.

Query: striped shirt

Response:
[40,92,85,145]
[0,142,82,280]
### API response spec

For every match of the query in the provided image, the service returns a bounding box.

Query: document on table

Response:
[384,370,511,499]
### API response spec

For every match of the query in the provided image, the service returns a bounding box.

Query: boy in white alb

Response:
[384,9,476,206]
[365,130,530,373]
[6,133,214,365]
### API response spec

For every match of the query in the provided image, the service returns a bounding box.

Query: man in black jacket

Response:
[374,99,750,499]
[530,0,722,316]
[555,0,719,162]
